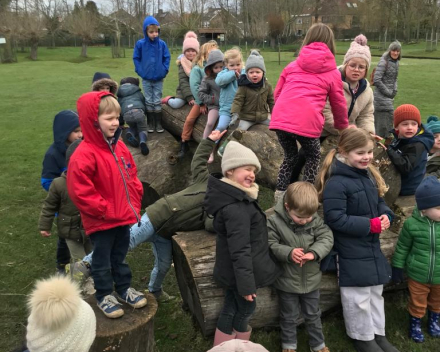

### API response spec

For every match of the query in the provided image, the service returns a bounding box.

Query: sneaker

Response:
[148,289,176,303]
[65,261,91,285]
[310,347,330,352]
[97,295,124,318]
[117,287,147,308]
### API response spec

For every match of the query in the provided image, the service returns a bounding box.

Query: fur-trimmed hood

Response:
[91,78,118,95]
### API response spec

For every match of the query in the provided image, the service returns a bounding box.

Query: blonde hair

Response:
[285,182,319,217]
[98,95,121,116]
[315,129,388,201]
[224,47,244,68]
[193,41,219,68]
[302,23,336,56]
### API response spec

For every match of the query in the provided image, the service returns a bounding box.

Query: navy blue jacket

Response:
[323,159,394,287]
[41,110,79,191]
[133,16,171,81]
[387,124,434,196]
[117,83,146,115]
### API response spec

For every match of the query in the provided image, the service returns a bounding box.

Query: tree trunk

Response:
[270,37,276,49]
[1,37,15,63]
[81,41,88,57]
[30,40,38,60]
[51,33,56,48]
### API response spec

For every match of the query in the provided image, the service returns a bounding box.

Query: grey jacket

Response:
[198,76,220,111]
[373,55,399,112]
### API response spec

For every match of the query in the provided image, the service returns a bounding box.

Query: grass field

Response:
[1,45,439,352]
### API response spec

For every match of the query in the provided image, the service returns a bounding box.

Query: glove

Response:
[369,217,382,234]
[229,113,239,127]
[391,267,404,284]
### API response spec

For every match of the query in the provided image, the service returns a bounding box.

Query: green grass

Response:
[1,46,439,352]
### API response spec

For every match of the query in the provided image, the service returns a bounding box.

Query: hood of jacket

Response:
[76,91,121,150]
[91,78,118,95]
[297,42,337,74]
[390,124,435,152]
[143,16,160,41]
[53,110,80,155]
[117,83,142,98]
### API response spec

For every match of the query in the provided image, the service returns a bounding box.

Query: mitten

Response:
[370,217,382,234]
[392,267,404,284]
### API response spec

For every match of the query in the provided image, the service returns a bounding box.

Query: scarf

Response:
[180,56,193,76]
[221,177,259,199]
[238,74,265,88]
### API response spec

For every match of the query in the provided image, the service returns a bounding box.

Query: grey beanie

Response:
[245,50,266,73]
[221,141,261,175]
[205,49,224,73]
[66,139,82,165]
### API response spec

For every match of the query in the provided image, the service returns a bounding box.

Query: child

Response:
[133,16,170,133]
[268,182,333,352]
[178,41,219,158]
[385,104,434,196]
[117,77,149,156]
[39,139,92,262]
[25,276,96,352]
[426,115,440,178]
[316,129,398,352]
[162,31,200,109]
[92,72,118,95]
[204,141,280,347]
[392,176,440,343]
[67,91,146,318]
[198,49,224,163]
[270,23,348,203]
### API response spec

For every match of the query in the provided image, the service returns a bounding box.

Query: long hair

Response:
[302,23,336,55]
[193,41,218,68]
[316,129,388,201]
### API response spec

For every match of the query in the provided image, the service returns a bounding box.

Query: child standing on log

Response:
[392,176,440,343]
[270,23,349,203]
[268,182,333,352]
[316,129,399,352]
[67,91,146,319]
[204,141,280,347]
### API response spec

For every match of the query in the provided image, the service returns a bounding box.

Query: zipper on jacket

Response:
[427,218,435,284]
[120,156,131,179]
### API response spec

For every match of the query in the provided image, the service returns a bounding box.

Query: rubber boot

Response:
[352,339,384,352]
[177,141,189,159]
[374,335,400,352]
[154,111,164,133]
[161,96,173,105]
[428,310,440,337]
[125,128,139,147]
[139,132,149,156]
[212,328,236,347]
[147,112,155,133]
[233,326,252,341]
[409,315,425,343]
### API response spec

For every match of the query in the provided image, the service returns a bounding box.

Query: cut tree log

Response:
[88,292,157,352]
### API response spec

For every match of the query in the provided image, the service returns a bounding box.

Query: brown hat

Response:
[394,104,421,127]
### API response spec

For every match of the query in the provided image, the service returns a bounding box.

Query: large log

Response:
[88,293,157,352]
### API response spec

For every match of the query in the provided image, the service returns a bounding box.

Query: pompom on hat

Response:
[343,34,372,68]
[415,176,440,210]
[427,115,440,134]
[394,104,421,127]
[221,141,261,176]
[245,50,266,73]
[26,276,96,352]
[182,31,200,54]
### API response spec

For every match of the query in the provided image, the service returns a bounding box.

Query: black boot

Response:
[177,141,189,159]
[154,111,164,133]
[374,335,400,352]
[139,132,149,156]
[126,128,139,147]
[147,112,155,133]
[352,339,384,352]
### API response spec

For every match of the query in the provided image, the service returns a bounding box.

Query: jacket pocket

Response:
[57,215,82,241]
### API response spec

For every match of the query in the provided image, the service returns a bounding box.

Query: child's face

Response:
[226,165,256,188]
[226,59,241,72]
[285,206,313,226]
[345,58,367,82]
[390,50,400,60]
[432,133,440,152]
[184,49,197,61]
[247,68,264,84]
[147,27,159,40]
[212,62,224,74]
[397,120,418,139]
[99,86,110,92]
[342,141,374,170]
[422,207,440,222]
[98,111,119,139]
[67,127,83,145]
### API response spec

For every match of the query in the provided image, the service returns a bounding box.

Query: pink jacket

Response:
[270,42,348,138]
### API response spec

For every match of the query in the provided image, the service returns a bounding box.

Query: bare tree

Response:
[0,10,19,62]
[39,0,63,47]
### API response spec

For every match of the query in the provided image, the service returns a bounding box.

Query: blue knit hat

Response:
[427,115,440,134]
[92,72,111,83]
[415,176,440,210]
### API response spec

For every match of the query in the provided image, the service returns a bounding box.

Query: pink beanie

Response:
[207,340,269,352]
[182,31,200,54]
[343,34,371,68]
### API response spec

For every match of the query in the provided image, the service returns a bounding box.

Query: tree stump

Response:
[87,292,158,352]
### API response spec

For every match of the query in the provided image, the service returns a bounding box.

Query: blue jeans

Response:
[216,114,232,132]
[216,289,256,334]
[142,79,163,112]
[84,213,172,293]
[89,226,131,301]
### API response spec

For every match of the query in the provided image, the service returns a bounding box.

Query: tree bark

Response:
[30,40,38,60]
[81,41,88,57]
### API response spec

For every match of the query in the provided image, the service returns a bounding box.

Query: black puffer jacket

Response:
[323,159,394,287]
[204,176,280,296]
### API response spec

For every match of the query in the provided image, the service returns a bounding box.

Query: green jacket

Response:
[38,172,84,242]
[230,80,275,123]
[268,196,334,294]
[147,139,214,239]
[175,63,194,102]
[426,154,440,178]
[393,208,440,284]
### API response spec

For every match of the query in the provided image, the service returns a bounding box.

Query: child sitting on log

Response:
[426,115,440,178]
[268,182,333,352]
[204,141,280,347]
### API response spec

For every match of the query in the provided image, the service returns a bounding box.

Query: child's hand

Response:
[243,293,257,302]
[200,105,208,115]
[188,99,195,106]
[291,248,304,264]
[370,133,384,142]
[208,130,227,142]
[40,231,51,237]
[379,214,390,231]
[300,252,315,267]
[377,142,387,151]
[235,70,241,78]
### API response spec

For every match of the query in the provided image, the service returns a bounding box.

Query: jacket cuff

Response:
[370,217,382,234]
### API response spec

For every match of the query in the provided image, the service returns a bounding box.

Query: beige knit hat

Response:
[26,276,96,352]
[343,34,371,68]
[221,141,261,175]
[207,339,269,352]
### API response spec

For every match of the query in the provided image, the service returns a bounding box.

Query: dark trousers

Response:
[216,289,256,334]
[89,226,132,301]
[56,238,71,269]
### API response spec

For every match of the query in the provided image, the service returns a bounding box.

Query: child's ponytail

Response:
[368,164,389,198]
[316,149,337,202]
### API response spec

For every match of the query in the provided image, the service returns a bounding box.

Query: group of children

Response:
[31,16,440,352]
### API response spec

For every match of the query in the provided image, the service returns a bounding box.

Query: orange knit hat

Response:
[394,104,421,127]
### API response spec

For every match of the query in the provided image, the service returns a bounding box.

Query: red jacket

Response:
[270,42,348,138]
[67,91,143,235]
